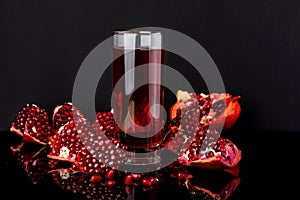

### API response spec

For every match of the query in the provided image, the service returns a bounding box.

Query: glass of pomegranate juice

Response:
[112,30,165,165]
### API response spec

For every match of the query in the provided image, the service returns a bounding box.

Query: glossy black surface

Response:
[0,129,299,199]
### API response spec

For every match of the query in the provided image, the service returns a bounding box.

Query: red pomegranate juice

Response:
[112,47,164,152]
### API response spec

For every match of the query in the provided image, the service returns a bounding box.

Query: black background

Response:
[1,0,300,132]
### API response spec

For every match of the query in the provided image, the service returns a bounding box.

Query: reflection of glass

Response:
[112,30,165,165]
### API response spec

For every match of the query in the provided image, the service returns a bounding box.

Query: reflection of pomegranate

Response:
[170,90,241,132]
[10,103,53,145]
[123,172,161,188]
[11,142,51,184]
[166,163,240,200]
[50,168,128,200]
[186,175,240,200]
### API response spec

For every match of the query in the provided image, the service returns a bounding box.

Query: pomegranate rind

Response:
[9,127,24,137]
[209,95,241,131]
[188,148,242,170]
[170,91,241,132]
[177,134,242,170]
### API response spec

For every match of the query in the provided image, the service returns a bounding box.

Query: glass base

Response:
[125,153,161,165]
[119,152,162,173]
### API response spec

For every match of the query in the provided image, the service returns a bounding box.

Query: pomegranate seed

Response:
[132,173,141,180]
[90,175,102,182]
[124,175,133,185]
[149,177,158,185]
[177,171,186,180]
[105,170,114,180]
[142,178,152,187]
[107,180,115,187]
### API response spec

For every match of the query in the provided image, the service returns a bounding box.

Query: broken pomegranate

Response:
[71,135,127,174]
[52,102,86,132]
[164,92,241,170]
[178,130,242,169]
[170,90,241,132]
[10,103,53,145]
[206,93,241,131]
[72,120,128,172]
[47,119,90,162]
[95,111,119,139]
[162,93,212,154]
[165,124,242,170]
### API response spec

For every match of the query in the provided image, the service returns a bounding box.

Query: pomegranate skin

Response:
[170,91,241,132]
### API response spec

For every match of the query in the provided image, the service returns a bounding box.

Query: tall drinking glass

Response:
[112,30,164,165]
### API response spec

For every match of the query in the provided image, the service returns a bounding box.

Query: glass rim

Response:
[113,30,163,36]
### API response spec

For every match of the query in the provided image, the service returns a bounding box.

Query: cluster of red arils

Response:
[9,89,242,199]
[164,90,242,170]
